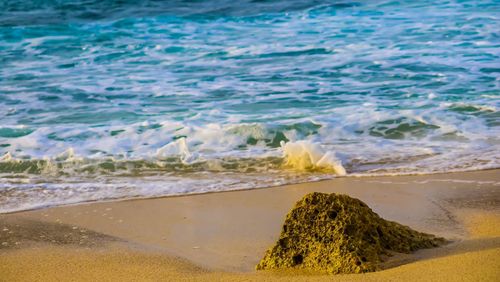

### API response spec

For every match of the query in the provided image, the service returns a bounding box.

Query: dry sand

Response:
[0,169,499,281]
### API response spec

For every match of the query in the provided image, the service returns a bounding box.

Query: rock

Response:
[256,192,445,274]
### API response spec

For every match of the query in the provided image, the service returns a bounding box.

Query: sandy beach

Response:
[1,169,499,281]
[2,0,499,281]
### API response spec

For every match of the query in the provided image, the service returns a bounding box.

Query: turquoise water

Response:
[1,0,499,212]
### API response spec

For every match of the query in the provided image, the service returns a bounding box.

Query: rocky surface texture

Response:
[257,192,445,274]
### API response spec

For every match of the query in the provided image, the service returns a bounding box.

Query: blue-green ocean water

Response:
[1,0,499,212]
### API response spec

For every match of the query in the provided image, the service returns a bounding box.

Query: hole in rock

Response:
[328,210,337,220]
[292,254,303,265]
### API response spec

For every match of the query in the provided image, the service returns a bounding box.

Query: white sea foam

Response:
[156,137,197,164]
[1,0,499,213]
[0,152,12,162]
[281,141,346,175]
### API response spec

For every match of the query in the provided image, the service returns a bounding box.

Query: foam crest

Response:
[0,152,12,162]
[156,138,197,164]
[281,141,346,176]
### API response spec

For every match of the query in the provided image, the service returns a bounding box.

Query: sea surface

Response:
[1,0,499,212]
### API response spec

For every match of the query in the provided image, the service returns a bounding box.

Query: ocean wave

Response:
[0,0,352,26]
[1,150,498,214]
[0,139,348,176]
[281,141,346,175]
[1,137,498,214]
[0,114,498,176]
[1,0,500,212]
[446,103,497,115]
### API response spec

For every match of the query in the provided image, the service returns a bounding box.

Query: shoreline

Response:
[1,169,499,280]
[3,167,499,215]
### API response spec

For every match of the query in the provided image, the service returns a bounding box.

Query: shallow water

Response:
[1,0,499,212]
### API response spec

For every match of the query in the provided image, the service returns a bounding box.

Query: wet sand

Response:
[1,169,499,281]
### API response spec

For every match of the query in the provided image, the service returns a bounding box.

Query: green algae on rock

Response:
[256,192,446,274]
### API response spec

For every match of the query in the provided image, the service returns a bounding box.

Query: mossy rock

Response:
[256,192,446,274]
